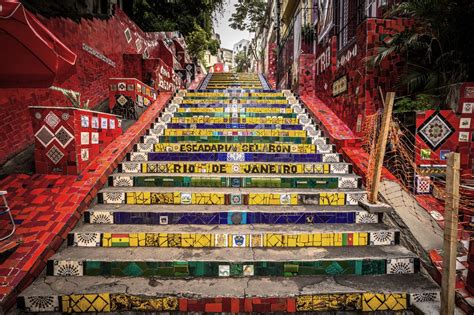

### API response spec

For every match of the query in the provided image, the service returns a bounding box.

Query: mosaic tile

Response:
[355,212,378,223]
[370,231,396,246]
[415,175,431,194]
[55,126,74,148]
[113,176,134,187]
[35,125,55,147]
[361,293,407,311]
[418,112,455,150]
[90,211,114,224]
[387,258,415,274]
[54,260,84,276]
[62,293,111,313]
[74,233,101,247]
[23,296,60,312]
[46,145,65,165]
[219,265,230,276]
[45,111,60,129]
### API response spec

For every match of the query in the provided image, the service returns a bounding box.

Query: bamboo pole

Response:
[441,152,460,314]
[368,91,395,203]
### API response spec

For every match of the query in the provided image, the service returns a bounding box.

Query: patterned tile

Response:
[73,233,101,247]
[46,145,65,165]
[23,296,60,312]
[386,258,415,274]
[55,126,74,148]
[370,231,396,246]
[418,112,455,150]
[44,111,60,129]
[90,211,114,224]
[355,212,378,223]
[35,125,55,147]
[54,260,84,276]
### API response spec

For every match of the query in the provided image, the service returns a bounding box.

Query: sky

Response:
[214,0,252,50]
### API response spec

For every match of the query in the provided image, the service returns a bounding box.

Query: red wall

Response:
[313,18,414,134]
[0,9,176,165]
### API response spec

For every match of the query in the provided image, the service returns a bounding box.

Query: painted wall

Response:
[0,8,177,165]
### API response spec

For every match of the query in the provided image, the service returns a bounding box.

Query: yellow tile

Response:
[102,233,111,247]
[138,233,146,246]
[313,233,322,246]
[62,294,111,313]
[321,233,334,246]
[285,235,297,247]
[180,234,194,247]
[265,233,283,247]
[334,233,343,246]
[159,233,168,247]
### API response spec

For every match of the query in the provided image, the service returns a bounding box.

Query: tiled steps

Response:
[47,246,419,277]
[84,204,381,224]
[18,274,438,313]
[108,173,361,188]
[68,223,399,248]
[17,74,440,313]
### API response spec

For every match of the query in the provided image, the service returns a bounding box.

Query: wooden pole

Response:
[368,92,395,203]
[441,152,460,315]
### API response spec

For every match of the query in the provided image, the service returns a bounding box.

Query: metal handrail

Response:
[0,191,16,241]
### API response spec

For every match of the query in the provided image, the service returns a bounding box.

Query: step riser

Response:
[109,175,359,189]
[169,117,301,124]
[178,104,290,108]
[160,130,312,137]
[119,162,352,175]
[163,123,305,129]
[172,112,297,118]
[177,108,295,113]
[16,291,436,313]
[133,143,333,154]
[47,258,419,277]
[99,191,366,206]
[85,210,379,225]
[140,153,340,163]
[146,135,316,144]
[68,231,400,248]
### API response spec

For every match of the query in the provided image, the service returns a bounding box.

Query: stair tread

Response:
[88,204,366,213]
[20,274,438,297]
[71,222,396,233]
[50,245,416,261]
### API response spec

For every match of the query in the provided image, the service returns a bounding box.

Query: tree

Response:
[186,25,210,61]
[235,50,250,72]
[229,0,267,33]
[370,0,474,105]
[130,0,223,62]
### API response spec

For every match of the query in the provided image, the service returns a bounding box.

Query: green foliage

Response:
[394,94,437,112]
[130,0,223,61]
[186,25,209,61]
[229,0,267,33]
[50,86,89,109]
[235,51,250,72]
[208,39,221,56]
[369,0,474,103]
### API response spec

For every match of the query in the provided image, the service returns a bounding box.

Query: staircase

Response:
[17,73,439,313]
